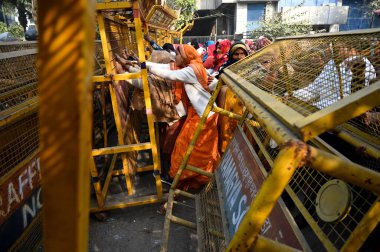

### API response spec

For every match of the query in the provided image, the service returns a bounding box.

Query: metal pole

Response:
[215,17,217,41]
[38,0,95,250]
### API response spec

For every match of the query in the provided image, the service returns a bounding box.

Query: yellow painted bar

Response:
[341,200,380,252]
[89,159,105,208]
[227,140,308,251]
[161,190,176,252]
[90,195,166,212]
[337,130,380,160]
[244,121,274,167]
[174,189,196,199]
[96,2,133,10]
[38,0,94,250]
[212,105,243,120]
[186,164,213,177]
[223,69,305,131]
[0,97,38,127]
[100,86,108,161]
[221,73,297,145]
[97,12,133,195]
[133,0,163,198]
[308,145,380,195]
[92,142,152,156]
[251,235,301,252]
[295,81,380,142]
[92,72,142,82]
[136,165,154,172]
[102,154,118,199]
[169,215,197,229]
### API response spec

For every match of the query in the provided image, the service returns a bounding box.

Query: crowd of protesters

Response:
[115,34,273,190]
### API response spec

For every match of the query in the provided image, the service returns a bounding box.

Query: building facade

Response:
[191,0,378,36]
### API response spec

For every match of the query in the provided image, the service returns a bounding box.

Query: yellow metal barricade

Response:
[162,29,380,251]
[0,46,42,251]
[91,0,180,211]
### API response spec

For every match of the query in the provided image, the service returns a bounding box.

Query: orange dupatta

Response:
[169,44,219,190]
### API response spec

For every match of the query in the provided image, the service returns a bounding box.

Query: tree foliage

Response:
[368,0,380,11]
[166,0,197,29]
[365,0,380,17]
[8,23,24,38]
[250,14,313,40]
[0,22,7,33]
[0,0,33,31]
[251,4,313,40]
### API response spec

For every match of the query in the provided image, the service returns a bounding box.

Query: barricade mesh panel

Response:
[228,31,380,146]
[94,41,105,75]
[0,112,39,177]
[9,212,43,252]
[197,176,226,252]
[0,50,38,113]
[244,117,378,250]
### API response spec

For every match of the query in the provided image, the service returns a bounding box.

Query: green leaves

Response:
[166,0,197,29]
[8,23,24,39]
[0,22,24,39]
[250,15,313,40]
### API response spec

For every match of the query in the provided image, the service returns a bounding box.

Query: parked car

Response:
[25,25,38,41]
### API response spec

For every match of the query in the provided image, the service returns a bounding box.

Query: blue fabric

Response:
[150,40,163,50]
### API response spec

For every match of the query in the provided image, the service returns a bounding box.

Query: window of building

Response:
[247,3,266,31]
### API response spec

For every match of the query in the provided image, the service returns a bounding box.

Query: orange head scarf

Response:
[177,44,209,91]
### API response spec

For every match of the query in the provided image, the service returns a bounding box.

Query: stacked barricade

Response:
[0,46,41,251]
[162,29,380,251]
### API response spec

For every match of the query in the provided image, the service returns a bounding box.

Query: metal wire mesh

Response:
[0,50,38,113]
[244,115,379,250]
[0,112,39,177]
[104,18,138,74]
[149,9,175,28]
[138,0,156,18]
[197,176,226,252]
[94,40,105,75]
[0,41,38,53]
[8,212,43,252]
[228,31,380,146]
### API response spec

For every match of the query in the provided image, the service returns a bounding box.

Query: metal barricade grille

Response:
[9,212,43,252]
[94,41,105,75]
[228,31,380,146]
[0,113,39,177]
[196,176,226,252]
[245,117,378,250]
[0,51,38,112]
[150,11,174,28]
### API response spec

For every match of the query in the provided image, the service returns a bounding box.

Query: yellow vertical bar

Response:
[97,12,134,195]
[133,1,163,198]
[227,140,308,251]
[89,159,105,208]
[101,85,108,163]
[38,0,95,250]
[341,199,380,252]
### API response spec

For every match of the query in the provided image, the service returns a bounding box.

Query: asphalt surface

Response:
[88,183,197,252]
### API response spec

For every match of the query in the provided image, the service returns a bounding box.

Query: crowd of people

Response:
[114,34,378,191]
